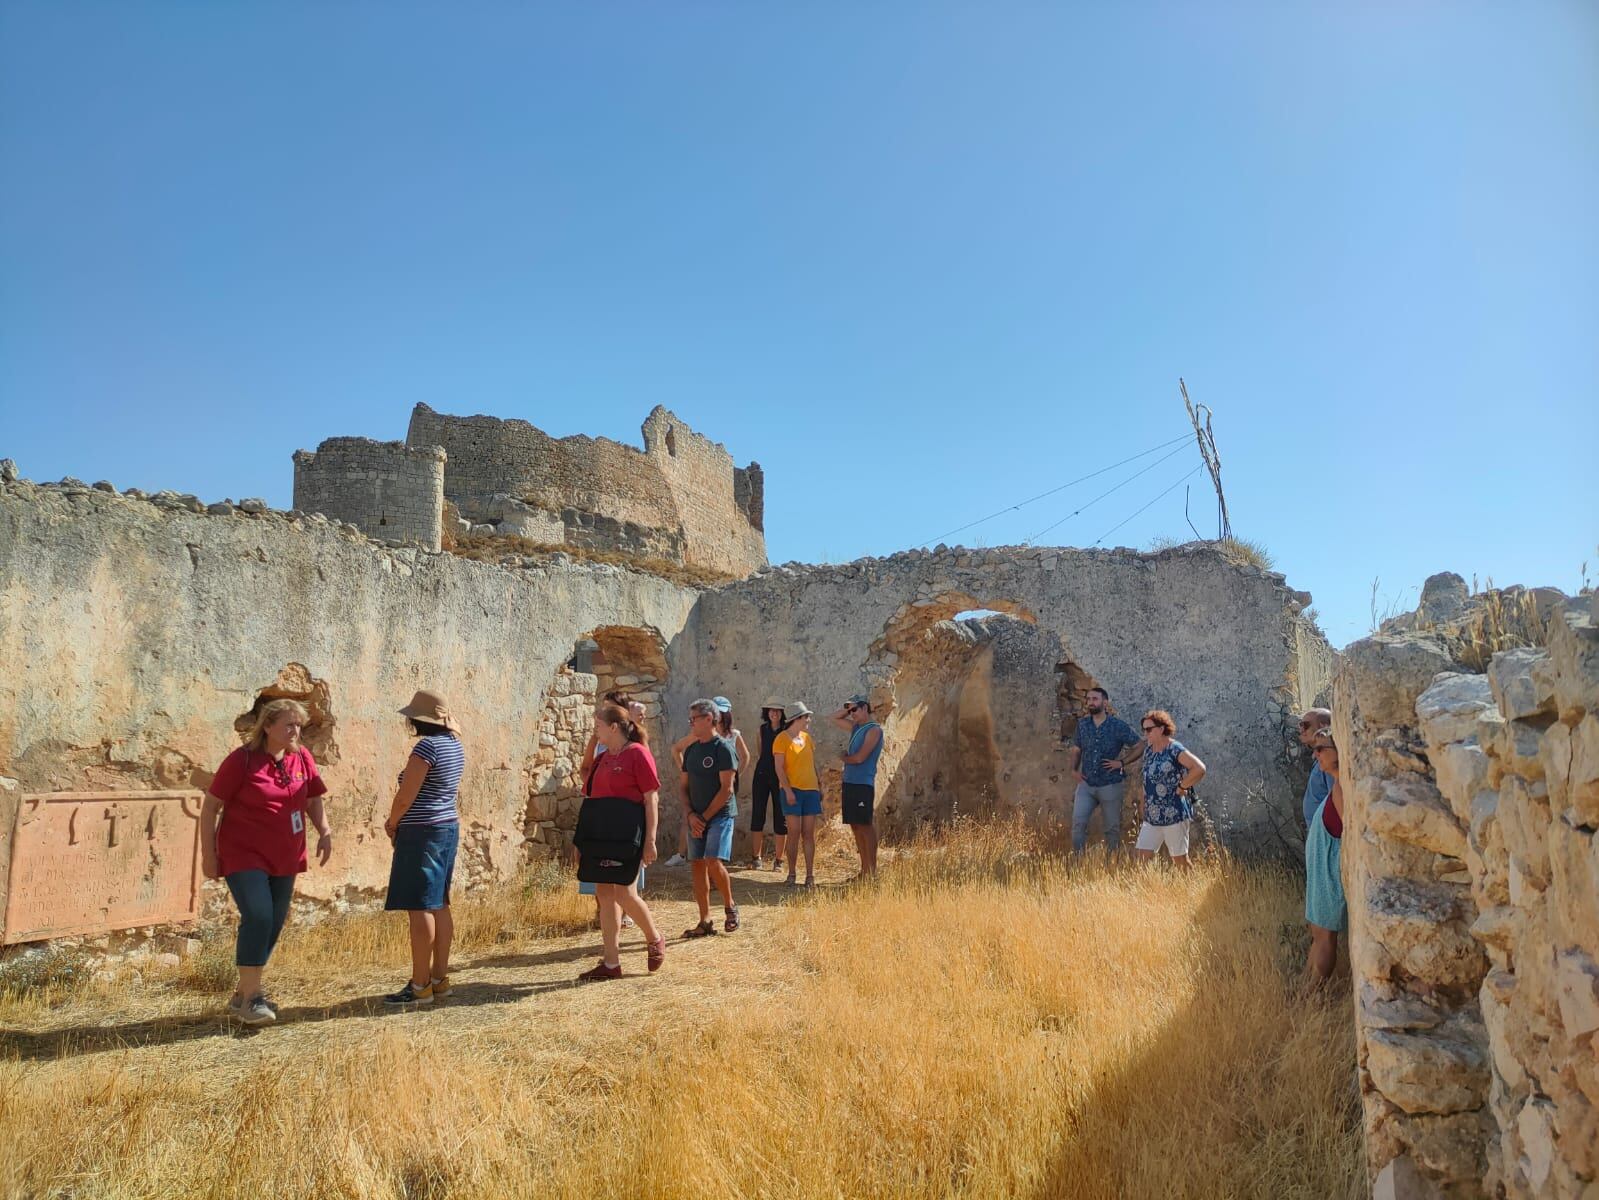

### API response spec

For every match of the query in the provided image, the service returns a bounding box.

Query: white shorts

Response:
[1136,820,1191,856]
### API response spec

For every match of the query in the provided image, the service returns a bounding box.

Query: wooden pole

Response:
[1180,378,1232,541]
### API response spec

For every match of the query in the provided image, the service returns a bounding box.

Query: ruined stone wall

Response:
[406,403,765,577]
[640,407,766,577]
[0,474,700,909]
[291,438,446,551]
[677,543,1330,855]
[1336,585,1598,1198]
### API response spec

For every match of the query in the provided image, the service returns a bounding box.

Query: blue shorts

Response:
[385,822,458,911]
[688,812,735,862]
[782,788,823,818]
[579,866,645,896]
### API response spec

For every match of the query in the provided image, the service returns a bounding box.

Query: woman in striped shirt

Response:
[383,689,466,1006]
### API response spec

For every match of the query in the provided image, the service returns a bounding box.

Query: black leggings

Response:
[225,870,295,967]
[749,773,788,836]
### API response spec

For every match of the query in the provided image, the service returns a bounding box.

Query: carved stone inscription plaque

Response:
[3,791,203,944]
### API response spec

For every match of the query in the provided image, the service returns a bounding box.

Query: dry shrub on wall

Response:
[1216,537,1276,571]
[0,824,1362,1200]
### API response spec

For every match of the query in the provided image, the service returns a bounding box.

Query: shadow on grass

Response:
[0,977,577,1063]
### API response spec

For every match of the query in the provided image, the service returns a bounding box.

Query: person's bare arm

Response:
[641,790,660,865]
[1329,776,1343,820]
[680,770,704,837]
[775,751,793,798]
[842,725,881,765]
[1176,750,1206,793]
[200,793,224,879]
[385,757,430,839]
[734,732,751,791]
[829,707,852,732]
[701,769,735,821]
[307,794,332,866]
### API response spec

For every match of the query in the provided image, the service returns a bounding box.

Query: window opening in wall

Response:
[379,512,388,526]
[953,609,1004,622]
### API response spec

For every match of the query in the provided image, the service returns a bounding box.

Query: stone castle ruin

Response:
[291,403,766,577]
[5,405,1595,1196]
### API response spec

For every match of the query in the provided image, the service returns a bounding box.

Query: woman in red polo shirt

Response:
[200,698,334,1026]
[573,702,664,981]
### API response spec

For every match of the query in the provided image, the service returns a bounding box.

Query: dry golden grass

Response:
[0,822,1361,1199]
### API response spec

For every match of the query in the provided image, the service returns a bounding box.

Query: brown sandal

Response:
[724,906,740,933]
[683,919,716,939]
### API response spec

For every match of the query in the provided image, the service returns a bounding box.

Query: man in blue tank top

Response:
[831,693,884,876]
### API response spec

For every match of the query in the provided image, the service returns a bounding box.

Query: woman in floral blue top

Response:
[1134,709,1206,867]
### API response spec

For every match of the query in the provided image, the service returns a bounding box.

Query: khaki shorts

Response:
[1135,820,1191,856]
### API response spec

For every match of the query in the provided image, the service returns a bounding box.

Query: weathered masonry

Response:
[0,473,1327,922]
[1337,578,1599,1199]
[290,404,766,575]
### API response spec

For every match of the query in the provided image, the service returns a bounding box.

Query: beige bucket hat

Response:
[788,701,815,719]
[398,689,460,732]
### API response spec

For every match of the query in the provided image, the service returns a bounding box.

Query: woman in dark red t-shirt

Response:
[574,703,664,981]
[200,698,334,1026]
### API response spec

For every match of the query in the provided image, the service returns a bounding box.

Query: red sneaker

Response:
[647,937,666,972]
[577,961,623,983]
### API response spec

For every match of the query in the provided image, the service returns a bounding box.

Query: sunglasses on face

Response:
[1141,725,1157,733]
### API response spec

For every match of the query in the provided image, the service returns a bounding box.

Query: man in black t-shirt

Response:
[680,698,738,937]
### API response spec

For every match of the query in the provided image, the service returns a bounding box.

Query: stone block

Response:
[1366,1026,1490,1114]
[1554,950,1599,1038]
[1499,776,1551,890]
[1546,610,1599,720]
[1489,647,1556,722]
[1369,774,1468,859]
[1481,969,1530,1097]
[1433,742,1490,824]
[1565,714,1599,828]
[1418,673,1498,750]
[1547,818,1599,954]
[1372,1154,1444,1200]
[3,791,204,943]
[1516,1097,1556,1194]
[1361,980,1449,1031]
[1364,878,1487,989]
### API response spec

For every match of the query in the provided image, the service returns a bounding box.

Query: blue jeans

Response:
[1071,781,1125,852]
[225,871,295,968]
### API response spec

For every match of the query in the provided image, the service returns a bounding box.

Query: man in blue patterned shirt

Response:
[1066,687,1143,853]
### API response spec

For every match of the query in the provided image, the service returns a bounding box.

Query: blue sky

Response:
[2,3,1594,647]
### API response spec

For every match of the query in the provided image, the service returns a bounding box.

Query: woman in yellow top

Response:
[773,701,820,887]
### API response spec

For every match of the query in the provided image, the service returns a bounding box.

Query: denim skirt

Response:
[385,821,459,911]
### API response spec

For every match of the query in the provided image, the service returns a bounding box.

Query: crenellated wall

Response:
[404,403,765,577]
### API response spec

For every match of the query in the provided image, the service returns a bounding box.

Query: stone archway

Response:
[525,625,670,859]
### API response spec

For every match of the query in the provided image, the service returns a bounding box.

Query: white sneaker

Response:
[664,853,685,867]
[227,993,276,1027]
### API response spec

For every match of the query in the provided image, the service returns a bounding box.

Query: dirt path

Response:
[0,860,847,1080]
